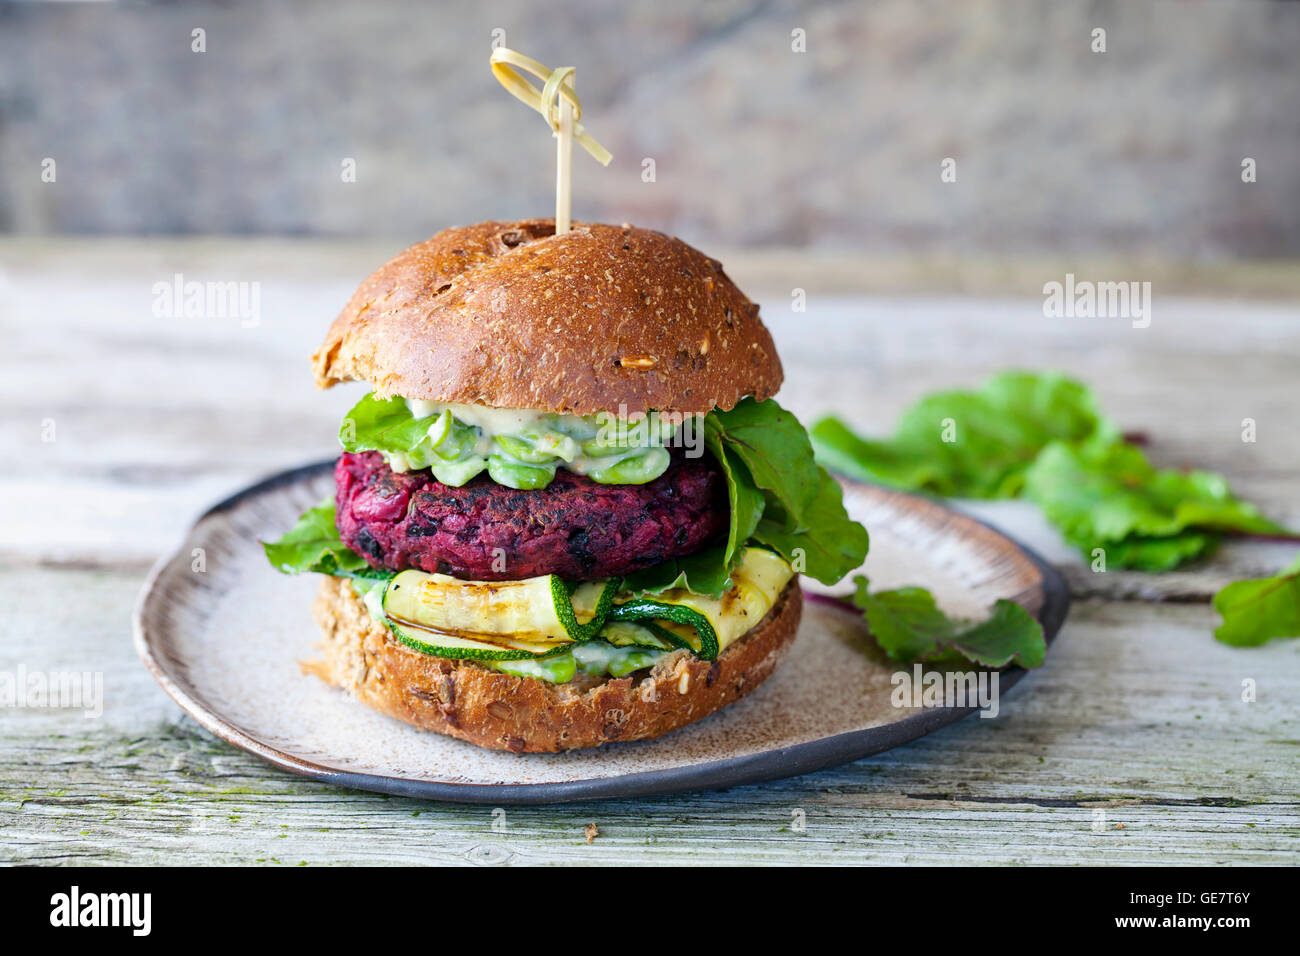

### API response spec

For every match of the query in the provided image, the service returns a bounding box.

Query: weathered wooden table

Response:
[2,239,1297,865]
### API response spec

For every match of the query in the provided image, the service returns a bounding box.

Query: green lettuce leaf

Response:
[1022,440,1289,569]
[811,371,1115,498]
[812,370,1294,574]
[262,498,386,579]
[626,398,869,594]
[852,576,1046,669]
[620,545,733,597]
[708,398,869,586]
[1213,553,1300,647]
[339,392,432,455]
[1098,532,1220,573]
[703,425,765,567]
[752,468,870,585]
[706,397,820,527]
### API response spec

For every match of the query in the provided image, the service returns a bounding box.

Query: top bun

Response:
[312,219,782,414]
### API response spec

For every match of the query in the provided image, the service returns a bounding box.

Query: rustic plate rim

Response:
[133,462,1070,805]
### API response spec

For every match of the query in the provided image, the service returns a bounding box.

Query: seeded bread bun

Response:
[306,575,802,752]
[311,219,783,415]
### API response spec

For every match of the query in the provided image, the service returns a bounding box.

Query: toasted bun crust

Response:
[311,219,783,414]
[306,575,802,752]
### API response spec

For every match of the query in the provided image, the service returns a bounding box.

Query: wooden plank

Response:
[1,567,1295,865]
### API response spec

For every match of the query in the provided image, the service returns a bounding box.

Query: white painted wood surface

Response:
[1,239,1297,864]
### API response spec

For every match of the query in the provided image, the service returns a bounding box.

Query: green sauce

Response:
[384,400,685,490]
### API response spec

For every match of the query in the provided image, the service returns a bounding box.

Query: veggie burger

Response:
[264,218,869,752]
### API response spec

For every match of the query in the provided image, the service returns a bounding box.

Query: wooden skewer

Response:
[489,48,612,236]
[556,90,574,233]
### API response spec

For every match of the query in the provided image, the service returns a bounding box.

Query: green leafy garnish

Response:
[620,545,734,597]
[626,398,869,594]
[1097,532,1219,573]
[261,498,388,579]
[752,469,869,584]
[706,397,820,525]
[814,369,1300,650]
[712,398,870,585]
[1022,440,1288,571]
[683,398,869,592]
[703,427,765,568]
[811,371,1115,498]
[1213,554,1300,647]
[339,392,434,457]
[812,370,1293,571]
[852,576,1046,669]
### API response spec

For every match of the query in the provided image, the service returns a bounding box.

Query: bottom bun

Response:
[306,575,803,752]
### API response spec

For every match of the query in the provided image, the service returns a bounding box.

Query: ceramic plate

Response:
[134,462,1068,804]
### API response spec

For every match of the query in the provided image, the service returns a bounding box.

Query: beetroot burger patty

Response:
[335,450,727,581]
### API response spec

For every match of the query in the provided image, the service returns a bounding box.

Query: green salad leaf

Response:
[1097,532,1219,573]
[1023,440,1290,570]
[852,576,1046,669]
[812,370,1294,572]
[707,398,869,588]
[1213,553,1300,647]
[262,498,388,579]
[625,399,869,595]
[706,397,820,527]
[752,468,870,584]
[619,545,734,597]
[339,393,433,456]
[703,427,765,567]
[814,369,1300,650]
[811,371,1115,498]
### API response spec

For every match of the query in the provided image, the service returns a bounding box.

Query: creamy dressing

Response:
[495,642,668,681]
[571,642,666,677]
[382,453,419,474]
[388,401,570,474]
[354,578,388,620]
[406,400,554,438]
[492,654,576,682]
[393,399,680,484]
